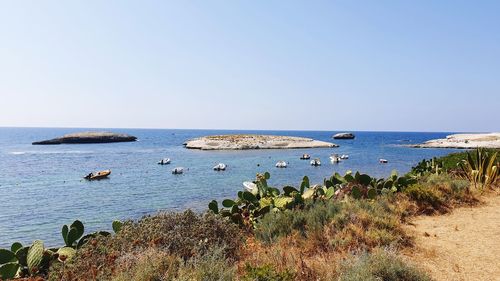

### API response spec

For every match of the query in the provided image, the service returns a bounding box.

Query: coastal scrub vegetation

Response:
[1,148,498,280]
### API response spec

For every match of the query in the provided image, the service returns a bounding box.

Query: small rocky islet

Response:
[333,132,355,139]
[411,133,500,149]
[32,131,137,145]
[184,134,338,150]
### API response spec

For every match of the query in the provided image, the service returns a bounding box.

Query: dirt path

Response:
[406,196,500,281]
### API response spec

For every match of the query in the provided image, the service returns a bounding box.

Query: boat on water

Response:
[379,159,388,163]
[300,154,311,160]
[84,170,111,180]
[243,181,258,194]
[213,163,226,171]
[340,154,349,160]
[310,158,321,166]
[330,154,341,163]
[172,167,184,174]
[158,158,171,165]
[276,161,287,168]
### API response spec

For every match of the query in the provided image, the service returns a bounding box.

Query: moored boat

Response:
[158,158,171,165]
[172,167,184,174]
[243,181,257,194]
[300,154,311,160]
[330,154,341,163]
[213,163,227,171]
[340,154,349,160]
[84,170,111,180]
[310,158,321,166]
[276,161,287,168]
[379,159,388,163]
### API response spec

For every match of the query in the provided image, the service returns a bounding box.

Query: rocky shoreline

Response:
[184,134,338,150]
[410,133,500,149]
[32,131,137,145]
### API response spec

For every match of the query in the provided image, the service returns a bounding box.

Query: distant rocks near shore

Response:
[32,132,137,145]
[410,133,500,149]
[333,132,355,139]
[184,134,338,150]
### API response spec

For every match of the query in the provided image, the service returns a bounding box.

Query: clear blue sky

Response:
[0,1,498,132]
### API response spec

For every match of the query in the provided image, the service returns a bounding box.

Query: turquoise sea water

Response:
[0,128,459,247]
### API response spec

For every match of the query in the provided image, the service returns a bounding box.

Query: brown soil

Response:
[405,195,500,281]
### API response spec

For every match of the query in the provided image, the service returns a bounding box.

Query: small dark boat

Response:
[300,154,311,160]
[84,170,111,180]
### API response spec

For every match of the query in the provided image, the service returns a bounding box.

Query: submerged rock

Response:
[32,132,137,145]
[185,135,338,150]
[333,133,355,139]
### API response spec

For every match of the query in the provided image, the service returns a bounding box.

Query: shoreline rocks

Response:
[32,132,137,145]
[184,134,338,150]
[333,133,355,139]
[410,133,500,149]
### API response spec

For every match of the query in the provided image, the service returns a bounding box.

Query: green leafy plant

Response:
[411,158,443,177]
[458,148,498,191]
[0,240,56,279]
[62,220,85,248]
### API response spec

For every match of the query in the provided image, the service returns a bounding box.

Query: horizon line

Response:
[0,125,489,134]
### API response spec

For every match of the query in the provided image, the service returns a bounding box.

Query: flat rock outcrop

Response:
[32,132,137,145]
[333,132,355,139]
[185,135,338,150]
[410,133,500,149]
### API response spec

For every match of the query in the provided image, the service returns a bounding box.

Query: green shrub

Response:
[255,197,409,252]
[52,210,242,280]
[338,249,431,281]
[436,149,500,171]
[458,148,499,191]
[242,264,295,281]
[404,184,444,213]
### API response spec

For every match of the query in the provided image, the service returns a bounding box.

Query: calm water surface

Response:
[0,128,459,246]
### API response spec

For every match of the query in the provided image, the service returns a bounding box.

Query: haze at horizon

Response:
[1,1,499,132]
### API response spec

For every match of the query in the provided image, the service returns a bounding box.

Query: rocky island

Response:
[333,132,355,139]
[411,133,500,149]
[32,131,137,145]
[184,134,338,150]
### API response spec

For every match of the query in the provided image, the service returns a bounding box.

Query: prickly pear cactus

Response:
[27,240,44,274]
[56,247,76,262]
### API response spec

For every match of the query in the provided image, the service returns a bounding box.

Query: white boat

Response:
[213,163,226,171]
[379,159,388,164]
[276,161,287,168]
[300,154,311,160]
[158,158,171,165]
[243,181,257,194]
[172,167,184,174]
[330,154,341,163]
[340,154,349,160]
[310,158,321,166]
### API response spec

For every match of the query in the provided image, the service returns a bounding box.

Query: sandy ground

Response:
[184,134,338,150]
[411,133,500,149]
[405,195,500,281]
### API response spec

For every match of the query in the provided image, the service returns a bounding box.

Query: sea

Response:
[0,128,460,247]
